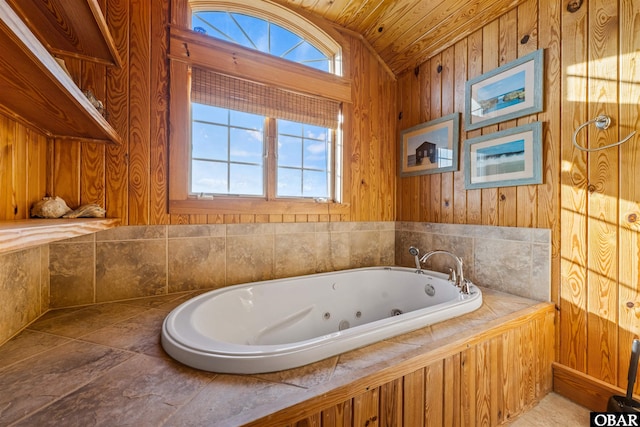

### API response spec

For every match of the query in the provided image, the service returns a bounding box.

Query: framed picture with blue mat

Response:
[464,122,542,189]
[464,49,543,131]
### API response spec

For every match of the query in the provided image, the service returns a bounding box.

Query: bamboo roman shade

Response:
[191,67,341,129]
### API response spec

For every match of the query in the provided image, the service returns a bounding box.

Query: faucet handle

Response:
[461,278,473,295]
[448,267,457,283]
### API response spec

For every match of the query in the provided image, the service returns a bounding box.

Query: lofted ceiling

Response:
[272,0,529,76]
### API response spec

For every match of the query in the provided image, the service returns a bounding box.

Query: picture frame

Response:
[399,112,460,177]
[464,49,543,131]
[464,122,542,189]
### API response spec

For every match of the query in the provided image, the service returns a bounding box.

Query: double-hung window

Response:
[168,2,351,215]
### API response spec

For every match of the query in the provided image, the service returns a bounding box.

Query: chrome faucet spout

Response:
[418,249,471,294]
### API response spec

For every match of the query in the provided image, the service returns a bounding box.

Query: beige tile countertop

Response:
[0,287,546,426]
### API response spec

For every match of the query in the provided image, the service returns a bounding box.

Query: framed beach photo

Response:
[399,112,460,177]
[464,49,543,131]
[464,122,542,189]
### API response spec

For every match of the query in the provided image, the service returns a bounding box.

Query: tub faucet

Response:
[408,246,422,271]
[418,249,472,295]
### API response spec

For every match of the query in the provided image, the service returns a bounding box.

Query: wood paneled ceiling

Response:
[273,0,529,75]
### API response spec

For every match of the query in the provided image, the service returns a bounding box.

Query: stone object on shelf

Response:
[30,196,72,218]
[82,89,105,117]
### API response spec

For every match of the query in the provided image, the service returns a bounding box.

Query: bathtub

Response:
[161,266,482,374]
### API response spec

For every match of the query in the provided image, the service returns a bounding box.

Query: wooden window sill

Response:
[0,218,120,255]
[169,198,350,216]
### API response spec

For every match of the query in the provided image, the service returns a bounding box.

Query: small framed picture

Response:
[399,112,460,177]
[464,122,542,189]
[464,49,543,131]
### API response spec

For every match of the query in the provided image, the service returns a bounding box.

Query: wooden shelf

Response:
[0,0,121,144]
[5,0,121,67]
[0,218,120,255]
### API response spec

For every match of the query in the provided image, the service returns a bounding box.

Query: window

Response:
[168,1,351,215]
[191,104,265,196]
[192,11,333,73]
[190,105,334,199]
[276,120,332,198]
[189,66,340,201]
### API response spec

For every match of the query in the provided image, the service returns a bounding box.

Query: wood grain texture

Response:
[379,378,402,427]
[536,0,561,332]
[618,0,640,394]
[403,369,424,427]
[80,60,106,207]
[497,10,518,228]
[553,362,640,412]
[425,361,444,426]
[0,218,119,253]
[586,0,619,386]
[559,0,588,372]
[127,0,151,225]
[429,56,442,223]
[480,20,499,226]
[352,388,378,427]
[0,115,16,219]
[104,0,129,222]
[452,39,467,224]
[460,346,477,426]
[464,29,483,225]
[52,139,80,208]
[26,129,48,220]
[149,0,169,225]
[443,354,461,426]
[321,399,352,427]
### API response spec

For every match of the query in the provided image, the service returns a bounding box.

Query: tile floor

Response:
[509,392,591,426]
[0,291,591,426]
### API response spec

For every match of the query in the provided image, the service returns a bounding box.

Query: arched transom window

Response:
[189,0,342,75]
[193,11,333,73]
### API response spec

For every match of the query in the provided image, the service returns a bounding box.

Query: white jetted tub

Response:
[161,266,482,374]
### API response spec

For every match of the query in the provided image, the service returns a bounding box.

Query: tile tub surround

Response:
[395,222,551,301]
[0,221,552,347]
[48,221,395,309]
[0,246,49,345]
[0,287,549,426]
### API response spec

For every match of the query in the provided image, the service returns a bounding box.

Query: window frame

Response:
[167,7,351,216]
[188,0,343,76]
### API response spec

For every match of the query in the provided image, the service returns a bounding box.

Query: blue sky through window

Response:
[192,11,330,72]
[277,120,330,198]
[191,104,265,195]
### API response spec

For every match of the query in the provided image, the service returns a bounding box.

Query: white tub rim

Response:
[161,266,482,371]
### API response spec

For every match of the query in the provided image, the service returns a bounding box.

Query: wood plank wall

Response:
[0,1,395,223]
[0,118,47,221]
[249,304,554,426]
[396,0,640,398]
[10,0,395,226]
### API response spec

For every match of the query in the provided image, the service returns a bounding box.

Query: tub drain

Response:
[390,308,403,316]
[339,320,350,330]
